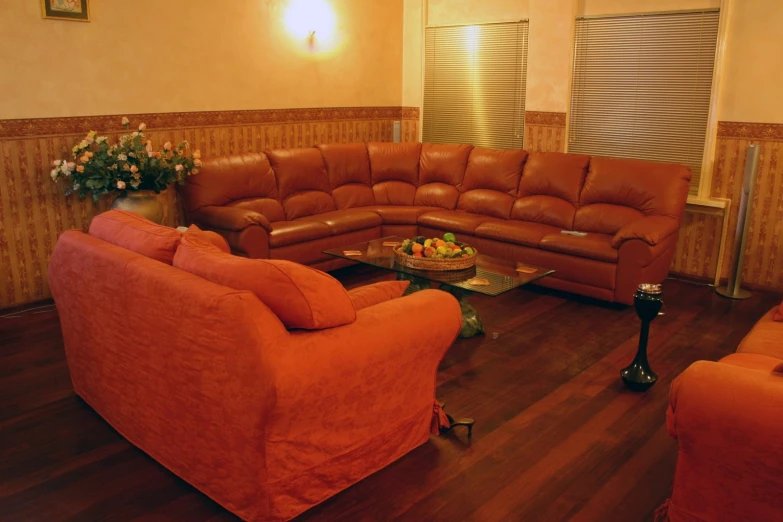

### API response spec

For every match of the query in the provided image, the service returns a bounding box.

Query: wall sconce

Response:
[284,0,337,52]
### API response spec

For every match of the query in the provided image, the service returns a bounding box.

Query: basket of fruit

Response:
[395,233,478,271]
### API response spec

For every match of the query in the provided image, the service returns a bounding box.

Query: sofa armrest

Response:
[265,289,462,454]
[192,205,272,233]
[611,215,679,248]
[666,360,783,520]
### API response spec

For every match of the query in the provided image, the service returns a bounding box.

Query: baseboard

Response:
[669,272,783,298]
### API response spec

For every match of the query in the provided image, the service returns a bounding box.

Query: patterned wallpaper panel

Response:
[0,107,419,309]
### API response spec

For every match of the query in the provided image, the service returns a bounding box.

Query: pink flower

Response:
[194,159,202,167]
[192,150,201,159]
[66,162,75,170]
[76,165,85,173]
[145,143,153,153]
[121,116,130,125]
[175,164,183,172]
[52,160,61,167]
[85,135,94,144]
[163,141,172,151]
[116,180,126,189]
[138,123,147,131]
[130,165,138,173]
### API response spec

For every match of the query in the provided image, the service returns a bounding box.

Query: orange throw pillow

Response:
[173,234,356,330]
[184,224,230,253]
[774,302,783,322]
[348,281,410,310]
[88,210,181,264]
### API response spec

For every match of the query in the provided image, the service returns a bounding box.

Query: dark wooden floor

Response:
[1,268,778,522]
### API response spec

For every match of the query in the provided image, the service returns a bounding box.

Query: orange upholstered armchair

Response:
[663,308,783,522]
[48,221,462,521]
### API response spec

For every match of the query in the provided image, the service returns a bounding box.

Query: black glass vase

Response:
[621,283,663,392]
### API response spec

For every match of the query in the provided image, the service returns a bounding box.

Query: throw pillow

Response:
[173,234,356,330]
[348,280,410,310]
[88,209,181,264]
[774,301,783,322]
[184,224,230,253]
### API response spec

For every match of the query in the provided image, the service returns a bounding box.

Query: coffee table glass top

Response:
[324,236,555,297]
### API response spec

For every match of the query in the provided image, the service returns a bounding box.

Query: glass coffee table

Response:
[325,236,555,338]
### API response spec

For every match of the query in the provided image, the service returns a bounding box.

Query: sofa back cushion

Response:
[173,234,356,330]
[181,153,284,222]
[457,148,528,219]
[89,210,182,264]
[574,156,692,234]
[512,152,590,229]
[184,224,230,253]
[368,142,422,205]
[266,148,337,220]
[414,143,473,209]
[316,143,374,209]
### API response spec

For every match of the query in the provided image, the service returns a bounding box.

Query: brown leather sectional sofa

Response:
[182,143,691,305]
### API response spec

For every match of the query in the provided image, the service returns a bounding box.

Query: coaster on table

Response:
[382,241,401,247]
[468,278,490,286]
[343,250,363,256]
[516,266,537,274]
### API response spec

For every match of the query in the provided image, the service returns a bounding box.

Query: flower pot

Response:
[110,190,166,224]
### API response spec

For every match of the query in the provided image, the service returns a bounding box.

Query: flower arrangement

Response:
[50,117,202,201]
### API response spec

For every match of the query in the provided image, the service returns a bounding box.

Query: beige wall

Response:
[577,0,719,15]
[0,0,404,119]
[402,0,424,108]
[427,0,529,26]
[527,0,577,113]
[717,0,783,123]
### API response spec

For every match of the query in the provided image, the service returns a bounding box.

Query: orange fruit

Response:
[412,243,424,254]
[413,252,424,257]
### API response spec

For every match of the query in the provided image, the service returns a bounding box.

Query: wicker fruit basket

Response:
[393,244,478,271]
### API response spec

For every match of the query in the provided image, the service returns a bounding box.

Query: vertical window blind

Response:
[423,21,529,149]
[569,10,720,194]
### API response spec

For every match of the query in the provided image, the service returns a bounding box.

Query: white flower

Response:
[96,136,107,143]
[192,149,201,159]
[117,154,127,161]
[127,152,135,158]
[52,159,61,167]
[191,168,199,175]
[130,180,140,189]
[121,116,130,125]
[73,183,80,190]
[138,123,147,131]
[163,141,172,151]
[193,158,202,167]
[109,164,118,170]
[117,180,126,189]
[50,169,58,181]
[175,164,183,172]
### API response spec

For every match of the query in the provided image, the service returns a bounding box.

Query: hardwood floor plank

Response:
[0,274,777,522]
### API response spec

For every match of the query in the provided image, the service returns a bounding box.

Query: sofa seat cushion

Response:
[539,232,619,263]
[88,210,182,264]
[348,281,410,310]
[417,210,501,235]
[269,220,332,248]
[173,233,356,330]
[357,205,440,225]
[737,308,783,359]
[717,352,783,373]
[298,209,383,235]
[475,221,561,248]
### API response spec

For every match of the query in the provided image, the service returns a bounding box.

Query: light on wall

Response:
[283,0,337,52]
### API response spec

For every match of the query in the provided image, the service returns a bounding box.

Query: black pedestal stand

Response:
[621,284,663,392]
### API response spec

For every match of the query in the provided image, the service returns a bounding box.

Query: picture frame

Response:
[41,0,90,22]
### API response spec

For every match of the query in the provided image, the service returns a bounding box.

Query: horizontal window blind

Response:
[424,21,528,149]
[569,10,720,194]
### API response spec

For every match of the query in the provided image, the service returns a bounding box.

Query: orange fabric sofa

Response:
[182,143,691,305]
[48,216,463,522]
[664,306,783,522]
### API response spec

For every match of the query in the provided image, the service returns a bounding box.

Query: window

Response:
[423,21,529,149]
[569,10,720,194]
